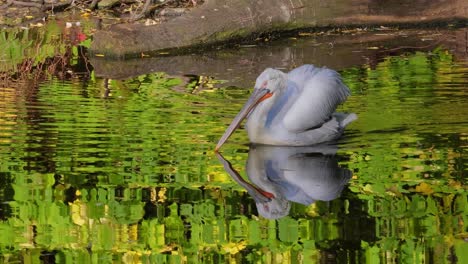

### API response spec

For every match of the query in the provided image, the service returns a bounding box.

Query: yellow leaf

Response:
[222,241,247,254]
[362,184,374,193]
[414,182,434,195]
[158,187,167,202]
[70,202,86,226]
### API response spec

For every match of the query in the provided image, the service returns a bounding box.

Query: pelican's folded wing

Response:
[283,65,350,132]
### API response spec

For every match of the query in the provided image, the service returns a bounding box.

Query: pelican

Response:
[215,64,357,150]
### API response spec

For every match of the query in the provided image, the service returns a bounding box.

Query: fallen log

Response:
[90,0,468,58]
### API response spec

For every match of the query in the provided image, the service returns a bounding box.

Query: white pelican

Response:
[216,64,357,150]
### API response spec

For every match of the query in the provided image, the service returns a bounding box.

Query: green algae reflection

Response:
[0,45,467,263]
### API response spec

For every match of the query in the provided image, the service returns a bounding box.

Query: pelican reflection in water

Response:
[216,144,351,219]
[216,64,357,150]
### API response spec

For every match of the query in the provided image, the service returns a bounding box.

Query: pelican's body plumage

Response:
[216,64,357,150]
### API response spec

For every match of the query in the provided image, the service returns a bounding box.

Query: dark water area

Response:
[0,21,467,263]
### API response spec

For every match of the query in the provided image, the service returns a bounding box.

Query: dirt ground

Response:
[0,0,201,28]
[1,0,45,27]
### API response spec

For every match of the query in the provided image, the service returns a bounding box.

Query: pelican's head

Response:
[254,68,287,93]
[215,68,287,151]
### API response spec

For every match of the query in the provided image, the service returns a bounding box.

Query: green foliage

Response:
[0,20,92,75]
[0,30,33,71]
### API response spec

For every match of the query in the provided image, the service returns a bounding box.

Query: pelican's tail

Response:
[334,112,358,128]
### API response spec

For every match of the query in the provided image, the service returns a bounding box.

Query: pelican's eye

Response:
[261,80,268,89]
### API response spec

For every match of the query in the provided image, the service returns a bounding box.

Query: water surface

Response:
[0,23,467,263]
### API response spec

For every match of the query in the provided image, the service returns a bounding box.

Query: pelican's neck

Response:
[245,86,288,144]
[245,71,290,143]
[247,86,283,126]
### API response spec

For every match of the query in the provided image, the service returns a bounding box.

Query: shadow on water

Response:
[217,144,351,219]
[90,28,468,87]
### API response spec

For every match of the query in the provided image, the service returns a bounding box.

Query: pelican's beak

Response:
[215,88,272,151]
